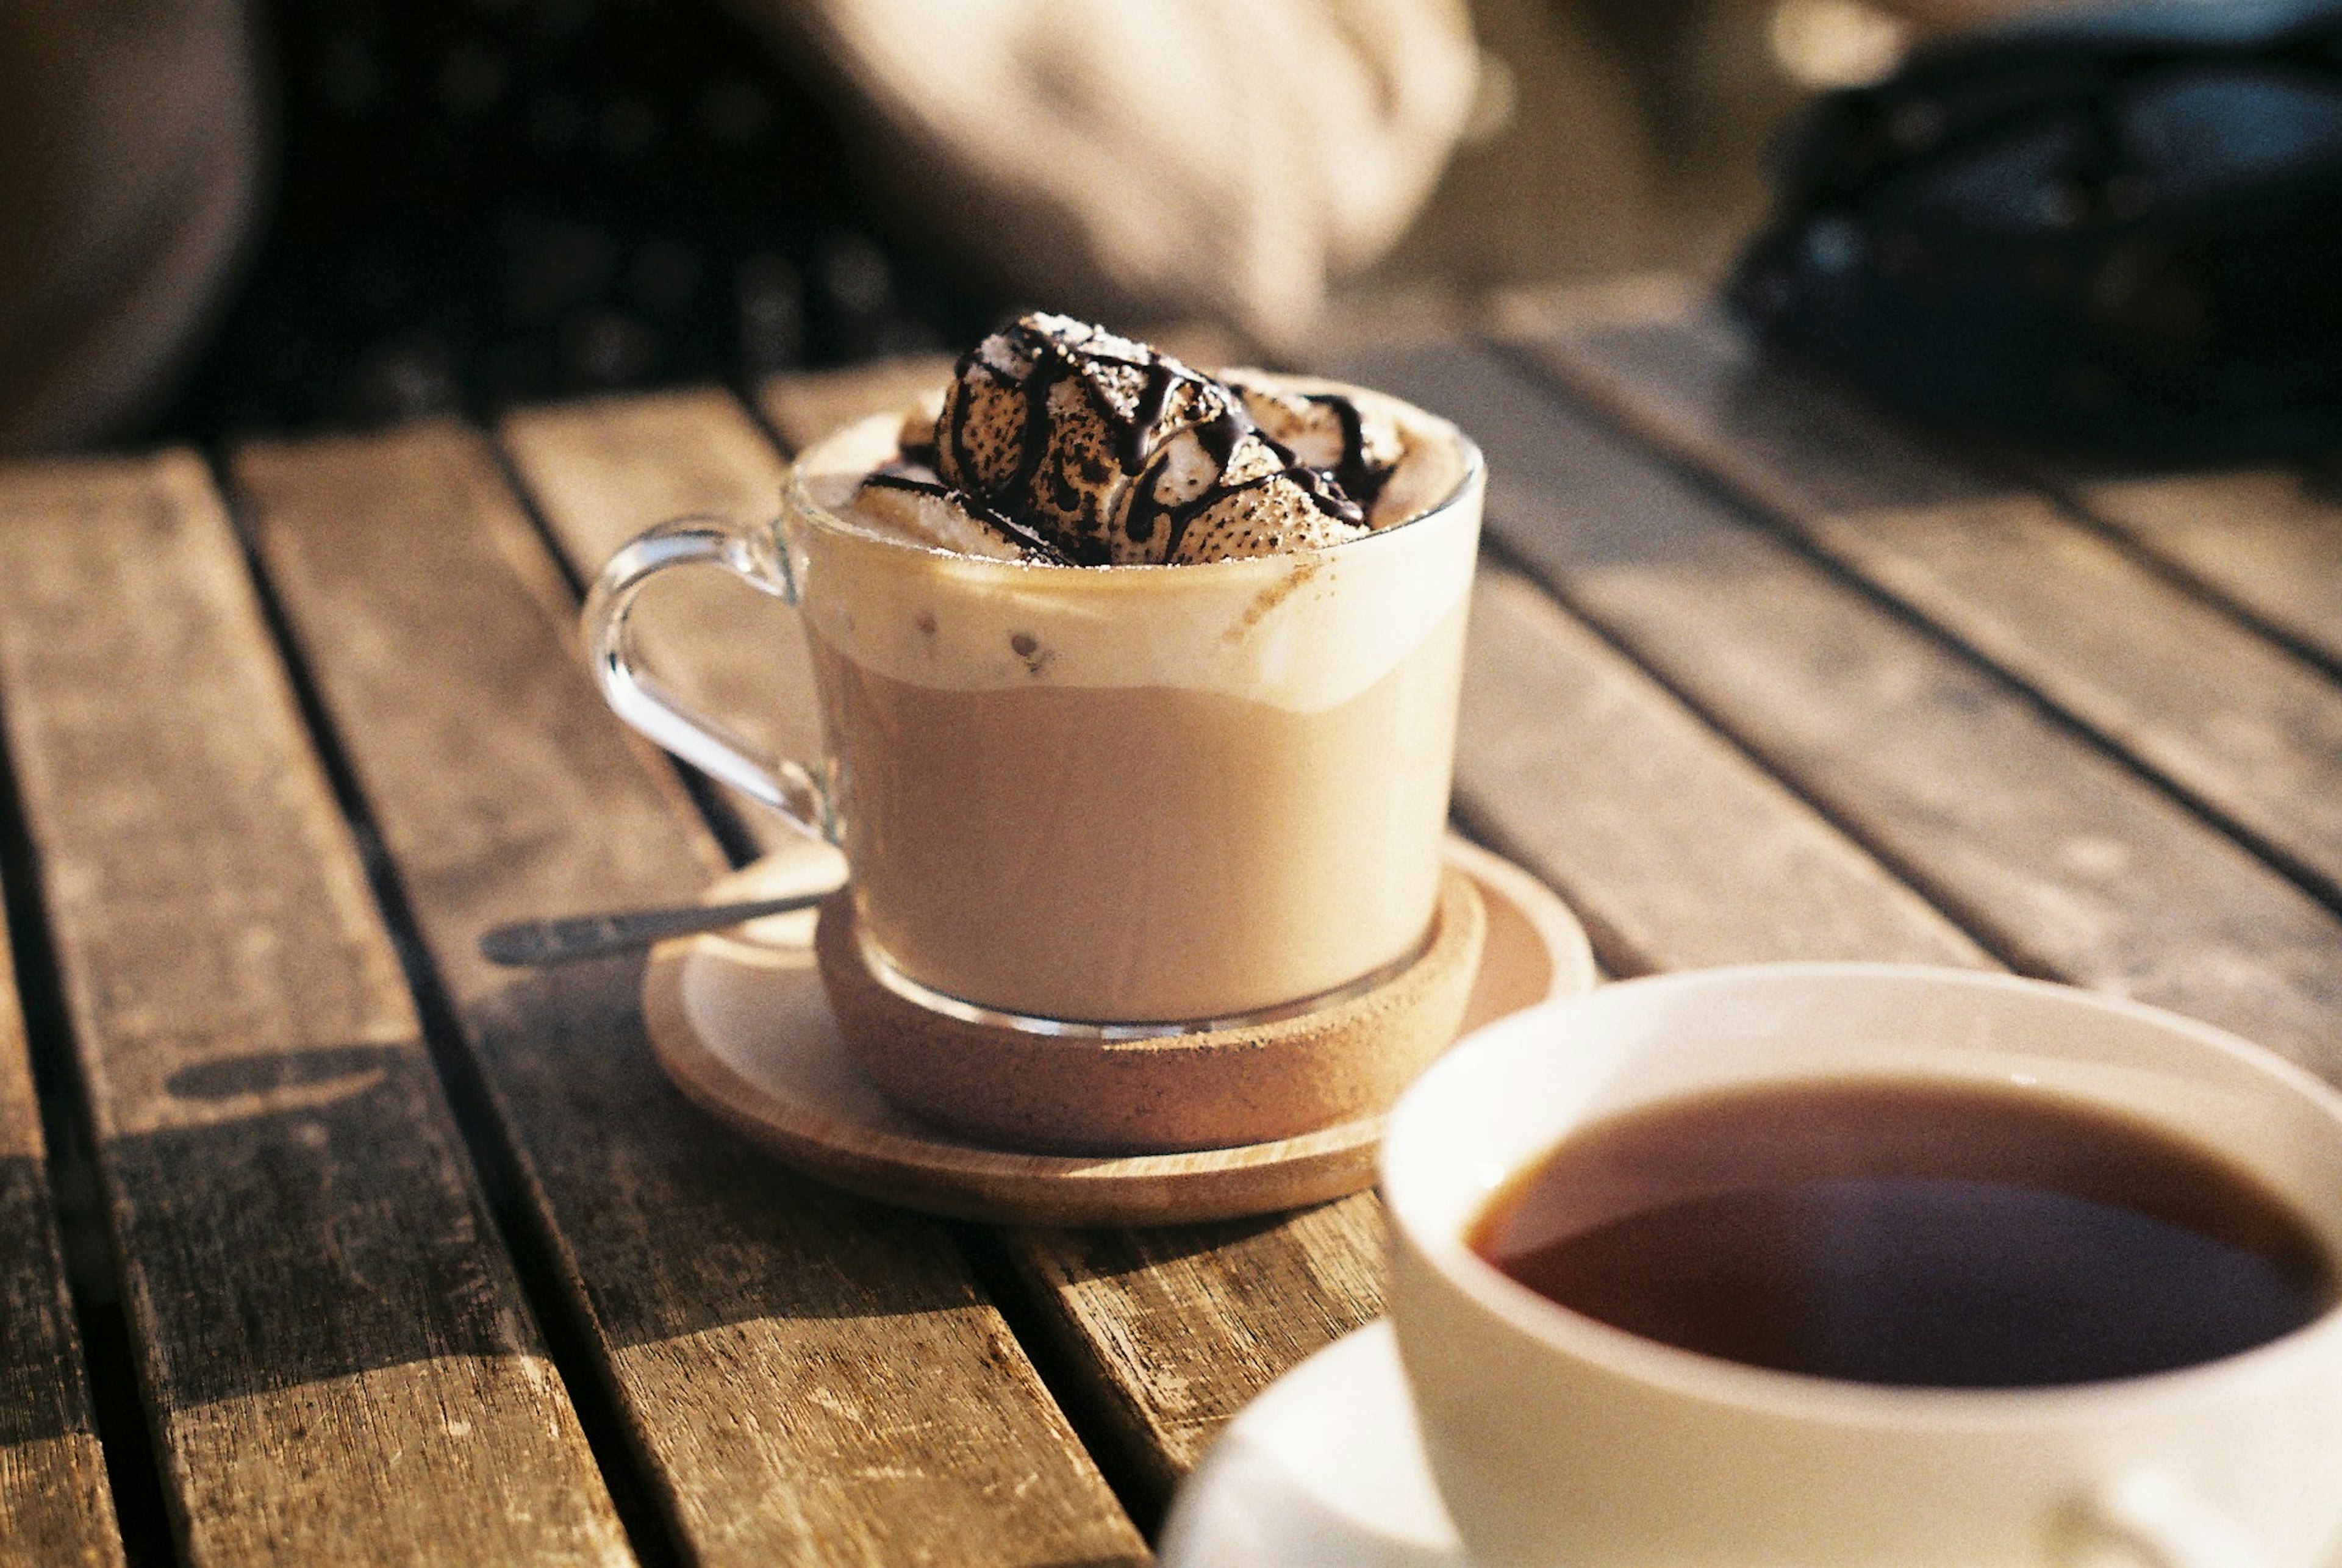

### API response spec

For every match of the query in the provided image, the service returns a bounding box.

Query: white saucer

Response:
[1158,1320,1470,1566]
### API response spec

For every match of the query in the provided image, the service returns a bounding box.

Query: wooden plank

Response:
[1458,568,1990,977]
[2042,462,2342,669]
[231,423,1147,1568]
[1004,1193,1389,1506]
[0,889,123,1567]
[560,370,1994,1505]
[500,389,815,854]
[0,455,626,1564]
[1500,297,2342,907]
[1331,337,2342,1078]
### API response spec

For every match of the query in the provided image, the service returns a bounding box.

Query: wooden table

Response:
[4,278,2340,1564]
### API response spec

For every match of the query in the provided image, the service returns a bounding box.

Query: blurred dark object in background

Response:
[1732,0,2342,459]
[3,0,1474,449]
[0,2,265,450]
[152,0,992,442]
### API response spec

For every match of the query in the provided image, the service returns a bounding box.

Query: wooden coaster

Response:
[818,870,1486,1156]
[643,836,1596,1226]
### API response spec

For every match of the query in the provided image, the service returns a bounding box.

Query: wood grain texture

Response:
[1334,338,2342,1079]
[0,454,625,1565]
[1458,568,1991,977]
[1011,1194,1390,1506]
[2044,463,2342,668]
[231,424,1145,1568]
[0,890,123,1567]
[1506,303,2342,906]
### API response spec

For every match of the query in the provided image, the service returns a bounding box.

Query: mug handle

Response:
[581,514,830,839]
[2064,1474,2269,1568]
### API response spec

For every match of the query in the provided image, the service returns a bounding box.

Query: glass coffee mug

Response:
[1382,964,2342,1568]
[584,403,1484,1026]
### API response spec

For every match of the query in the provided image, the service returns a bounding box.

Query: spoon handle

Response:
[478,890,835,967]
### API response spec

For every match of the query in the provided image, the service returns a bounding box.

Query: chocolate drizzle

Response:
[861,467,1074,564]
[929,313,1384,565]
[1000,348,1070,524]
[1125,359,1178,471]
[1308,392,1391,512]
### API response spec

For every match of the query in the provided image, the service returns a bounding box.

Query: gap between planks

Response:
[0,751,180,1567]
[0,861,123,1565]
[2034,456,2342,678]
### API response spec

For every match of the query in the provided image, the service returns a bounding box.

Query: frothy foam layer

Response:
[787,381,1480,712]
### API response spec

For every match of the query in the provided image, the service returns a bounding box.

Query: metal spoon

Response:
[478,890,835,968]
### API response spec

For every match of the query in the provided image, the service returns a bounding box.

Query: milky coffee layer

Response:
[814,605,1469,1021]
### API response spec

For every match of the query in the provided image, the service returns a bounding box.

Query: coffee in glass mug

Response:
[586,313,1483,1025]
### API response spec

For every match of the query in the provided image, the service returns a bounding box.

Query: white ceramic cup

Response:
[1381,964,2342,1568]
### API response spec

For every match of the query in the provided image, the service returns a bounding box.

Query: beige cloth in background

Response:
[725,0,1483,349]
[0,0,265,451]
[0,0,1474,449]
